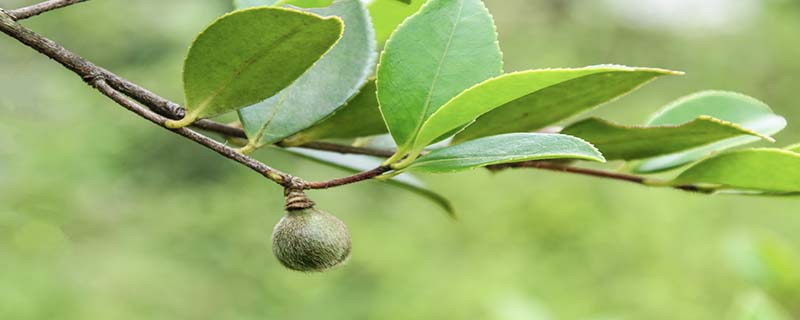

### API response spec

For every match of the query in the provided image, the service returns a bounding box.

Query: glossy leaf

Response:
[282,80,387,146]
[238,0,376,146]
[408,133,605,173]
[284,148,456,217]
[635,91,786,173]
[671,149,800,193]
[377,0,503,153]
[561,116,768,160]
[235,0,418,41]
[450,66,680,145]
[180,8,342,123]
[367,0,424,43]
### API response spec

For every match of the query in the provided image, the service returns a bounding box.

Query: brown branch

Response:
[0,9,297,186]
[7,0,87,20]
[494,161,647,183]
[293,141,396,158]
[192,119,248,139]
[304,166,393,190]
[5,6,388,159]
[0,2,717,196]
[1,8,95,77]
[4,5,389,157]
[490,161,714,194]
[96,67,250,138]
[92,79,292,185]
[0,7,396,190]
[4,3,247,141]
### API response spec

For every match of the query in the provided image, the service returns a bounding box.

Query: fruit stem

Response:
[284,178,315,211]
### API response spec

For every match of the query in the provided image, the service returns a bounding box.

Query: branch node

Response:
[285,178,315,211]
[0,8,15,22]
[0,8,16,20]
[83,71,105,87]
[8,0,89,21]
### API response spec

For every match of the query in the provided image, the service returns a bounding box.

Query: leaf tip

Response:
[662,69,686,76]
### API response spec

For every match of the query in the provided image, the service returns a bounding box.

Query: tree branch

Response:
[0,6,397,190]
[91,79,293,185]
[292,141,396,158]
[0,8,298,186]
[1,8,94,77]
[5,3,393,159]
[489,161,715,194]
[304,166,393,190]
[0,3,717,196]
[7,0,87,20]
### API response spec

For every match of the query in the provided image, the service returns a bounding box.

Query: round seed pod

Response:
[272,188,352,272]
[272,208,352,272]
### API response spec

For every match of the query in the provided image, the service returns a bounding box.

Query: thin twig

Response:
[7,0,87,20]
[0,6,396,189]
[5,5,391,158]
[4,3,247,141]
[0,2,717,196]
[0,9,95,77]
[93,79,293,186]
[97,68,249,138]
[293,141,396,158]
[193,120,248,139]
[5,8,388,158]
[490,161,714,194]
[0,9,296,186]
[304,166,393,190]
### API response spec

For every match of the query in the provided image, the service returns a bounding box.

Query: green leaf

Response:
[367,0,424,43]
[178,8,343,126]
[449,66,680,145]
[237,0,376,147]
[634,91,787,173]
[407,133,605,173]
[284,148,456,218]
[281,80,387,146]
[561,116,769,160]
[234,0,333,9]
[377,0,503,153]
[671,149,800,193]
[785,143,800,153]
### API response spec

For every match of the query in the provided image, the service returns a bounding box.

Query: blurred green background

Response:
[2,0,800,319]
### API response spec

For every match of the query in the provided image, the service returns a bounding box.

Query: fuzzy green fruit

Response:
[271,207,352,272]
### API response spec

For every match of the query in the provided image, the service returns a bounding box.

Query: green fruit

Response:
[271,207,352,272]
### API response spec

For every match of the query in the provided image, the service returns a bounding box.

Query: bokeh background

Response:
[2,0,800,319]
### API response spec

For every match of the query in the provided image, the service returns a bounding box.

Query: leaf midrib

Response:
[252,90,292,143]
[192,22,309,111]
[420,69,617,147]
[578,119,756,145]
[407,0,466,148]
[585,116,772,145]
[587,132,739,146]
[447,69,675,144]
[414,152,597,166]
